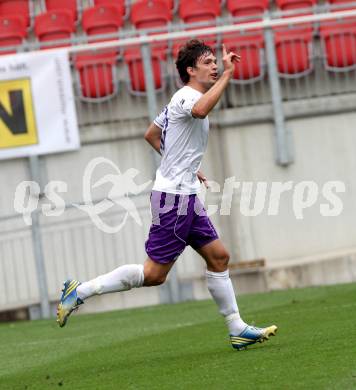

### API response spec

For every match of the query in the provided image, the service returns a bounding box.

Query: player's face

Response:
[192,52,218,89]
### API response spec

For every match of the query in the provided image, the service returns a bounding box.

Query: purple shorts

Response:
[145,191,219,264]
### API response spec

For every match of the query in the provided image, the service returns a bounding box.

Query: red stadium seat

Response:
[177,0,220,50]
[223,33,265,81]
[320,20,356,71]
[274,27,313,76]
[225,0,267,46]
[163,0,175,12]
[223,1,267,82]
[326,0,356,27]
[227,0,268,20]
[0,0,30,28]
[93,0,126,17]
[276,0,317,13]
[45,0,78,22]
[35,10,75,49]
[82,4,123,41]
[328,0,356,11]
[78,5,123,100]
[319,1,356,71]
[131,0,172,28]
[274,0,315,77]
[74,51,118,100]
[131,0,171,55]
[179,0,220,23]
[276,0,316,33]
[129,0,171,92]
[124,47,166,94]
[0,15,27,55]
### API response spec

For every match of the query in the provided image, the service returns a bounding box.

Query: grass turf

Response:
[0,283,355,390]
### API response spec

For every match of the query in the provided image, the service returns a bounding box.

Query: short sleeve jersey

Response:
[152,85,209,195]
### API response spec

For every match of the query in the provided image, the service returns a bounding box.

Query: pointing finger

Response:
[222,44,227,57]
[228,51,239,58]
[231,53,241,63]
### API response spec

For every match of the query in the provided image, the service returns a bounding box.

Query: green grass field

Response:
[0,283,355,390]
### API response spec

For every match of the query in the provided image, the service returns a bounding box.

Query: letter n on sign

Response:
[0,78,38,149]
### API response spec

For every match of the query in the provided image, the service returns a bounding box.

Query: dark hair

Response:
[175,39,213,84]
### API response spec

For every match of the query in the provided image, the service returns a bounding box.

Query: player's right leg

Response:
[56,263,144,327]
[56,258,174,327]
[57,191,187,327]
[56,279,83,327]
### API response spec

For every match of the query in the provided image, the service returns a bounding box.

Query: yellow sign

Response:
[0,78,38,149]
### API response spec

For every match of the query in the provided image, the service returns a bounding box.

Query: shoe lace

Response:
[248,325,263,332]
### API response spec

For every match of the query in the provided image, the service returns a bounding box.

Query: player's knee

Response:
[159,276,167,285]
[224,251,230,266]
[153,274,167,286]
[144,273,167,286]
[210,251,230,272]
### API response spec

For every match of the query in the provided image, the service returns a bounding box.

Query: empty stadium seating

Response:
[176,0,219,52]
[176,0,220,52]
[75,5,123,100]
[274,27,313,76]
[82,4,123,41]
[227,0,268,20]
[35,10,75,49]
[1,0,355,99]
[0,15,27,55]
[93,0,126,17]
[276,0,317,13]
[223,1,268,82]
[179,0,220,23]
[318,1,356,70]
[328,0,356,11]
[131,0,171,56]
[124,47,166,94]
[223,33,265,82]
[125,0,171,93]
[274,0,315,77]
[45,0,78,23]
[74,51,118,100]
[276,0,317,40]
[320,20,356,71]
[165,0,176,12]
[0,0,30,28]
[327,0,356,28]
[131,0,172,29]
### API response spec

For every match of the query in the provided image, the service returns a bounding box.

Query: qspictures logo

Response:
[14,157,152,234]
[0,78,38,148]
[13,157,347,233]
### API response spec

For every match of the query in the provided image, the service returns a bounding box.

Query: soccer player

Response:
[57,40,277,350]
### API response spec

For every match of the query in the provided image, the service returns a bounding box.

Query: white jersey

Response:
[152,85,209,195]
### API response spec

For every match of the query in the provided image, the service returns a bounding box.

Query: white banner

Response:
[0,50,80,160]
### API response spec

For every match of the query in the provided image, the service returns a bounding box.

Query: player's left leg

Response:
[196,239,277,350]
[195,239,247,333]
[189,196,277,350]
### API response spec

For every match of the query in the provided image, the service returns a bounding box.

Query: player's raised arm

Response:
[191,44,240,119]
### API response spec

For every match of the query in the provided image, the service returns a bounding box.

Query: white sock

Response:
[206,269,247,336]
[77,264,144,300]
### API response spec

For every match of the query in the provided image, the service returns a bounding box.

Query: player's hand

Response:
[222,44,240,76]
[197,170,209,188]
